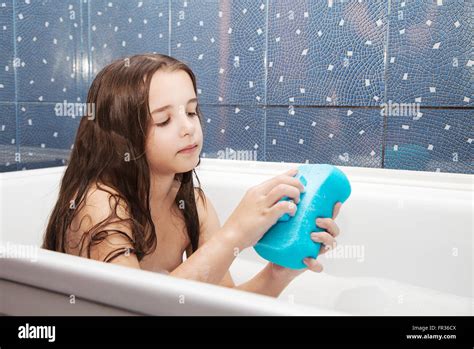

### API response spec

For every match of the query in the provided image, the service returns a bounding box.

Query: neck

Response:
[149,171,179,215]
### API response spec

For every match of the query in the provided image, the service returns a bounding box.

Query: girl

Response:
[43,53,342,297]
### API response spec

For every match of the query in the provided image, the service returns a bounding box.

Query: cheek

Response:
[145,128,174,162]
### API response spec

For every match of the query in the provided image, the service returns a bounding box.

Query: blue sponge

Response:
[254,164,351,269]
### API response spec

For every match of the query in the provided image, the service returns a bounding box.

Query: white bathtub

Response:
[0,159,472,315]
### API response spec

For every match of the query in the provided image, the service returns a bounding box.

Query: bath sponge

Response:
[254,164,351,269]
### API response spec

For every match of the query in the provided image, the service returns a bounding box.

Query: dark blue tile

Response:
[267,0,387,106]
[265,107,383,168]
[200,105,264,161]
[18,102,80,170]
[89,0,169,80]
[387,0,473,107]
[15,0,84,103]
[0,102,18,171]
[171,0,266,105]
[0,0,15,102]
[384,108,473,174]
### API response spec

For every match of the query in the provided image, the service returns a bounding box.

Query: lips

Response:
[178,143,198,153]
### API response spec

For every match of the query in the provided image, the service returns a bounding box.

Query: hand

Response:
[303,201,342,272]
[222,167,305,250]
[269,202,343,279]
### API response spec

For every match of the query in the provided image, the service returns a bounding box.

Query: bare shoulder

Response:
[70,183,131,232]
[67,183,138,267]
[193,188,221,242]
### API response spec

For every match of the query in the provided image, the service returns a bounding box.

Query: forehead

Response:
[148,69,196,107]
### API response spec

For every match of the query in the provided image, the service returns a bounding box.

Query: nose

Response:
[178,108,195,137]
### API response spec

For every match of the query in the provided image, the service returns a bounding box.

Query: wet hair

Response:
[42,53,205,262]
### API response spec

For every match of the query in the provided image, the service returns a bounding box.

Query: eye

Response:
[186,111,198,117]
[155,118,170,127]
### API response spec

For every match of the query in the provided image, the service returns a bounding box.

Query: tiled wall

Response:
[0,0,472,173]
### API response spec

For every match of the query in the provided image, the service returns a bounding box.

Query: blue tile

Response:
[0,0,15,102]
[15,0,84,103]
[265,107,383,168]
[384,108,473,174]
[387,0,474,107]
[267,0,387,106]
[89,0,169,80]
[0,102,18,171]
[18,102,80,170]
[171,0,266,105]
[200,105,264,161]
[1,0,472,176]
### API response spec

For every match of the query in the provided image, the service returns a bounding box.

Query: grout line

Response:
[12,0,19,171]
[197,103,474,110]
[87,0,92,84]
[80,0,85,99]
[262,0,269,162]
[381,0,392,169]
[168,0,171,56]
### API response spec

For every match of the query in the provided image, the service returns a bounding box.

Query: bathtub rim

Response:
[0,245,347,316]
[1,158,471,192]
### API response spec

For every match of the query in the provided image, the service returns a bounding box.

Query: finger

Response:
[303,258,323,273]
[315,217,340,237]
[266,183,301,205]
[259,169,305,194]
[283,167,299,176]
[332,202,342,219]
[271,200,298,221]
[310,232,337,253]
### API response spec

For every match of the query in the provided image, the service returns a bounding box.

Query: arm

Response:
[235,263,298,297]
[186,189,236,287]
[194,193,343,297]
[236,202,344,296]
[70,185,241,285]
[78,168,306,289]
[171,224,239,284]
[193,191,297,297]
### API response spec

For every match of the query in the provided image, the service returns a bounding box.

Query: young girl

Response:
[43,53,342,297]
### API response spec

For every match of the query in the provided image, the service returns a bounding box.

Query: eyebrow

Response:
[150,98,198,115]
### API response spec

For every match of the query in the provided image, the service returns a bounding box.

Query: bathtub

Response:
[0,159,472,316]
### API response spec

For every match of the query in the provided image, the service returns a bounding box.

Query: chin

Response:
[174,156,200,173]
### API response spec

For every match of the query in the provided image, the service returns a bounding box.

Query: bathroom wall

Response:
[0,0,472,173]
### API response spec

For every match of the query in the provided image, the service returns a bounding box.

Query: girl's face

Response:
[146,69,203,175]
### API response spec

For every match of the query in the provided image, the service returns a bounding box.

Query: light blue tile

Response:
[265,107,383,168]
[387,0,474,106]
[200,105,264,161]
[0,102,18,171]
[267,0,387,106]
[384,108,473,174]
[171,0,266,105]
[89,0,169,81]
[0,0,15,102]
[15,0,84,103]
[18,102,79,170]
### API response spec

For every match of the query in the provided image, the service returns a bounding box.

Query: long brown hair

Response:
[42,53,205,262]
